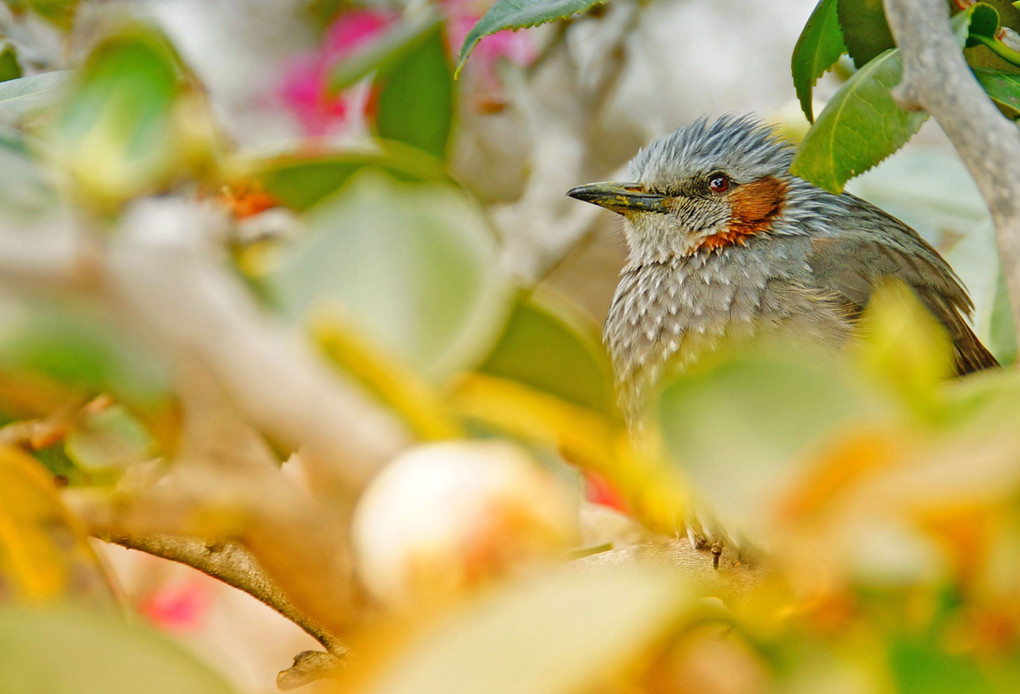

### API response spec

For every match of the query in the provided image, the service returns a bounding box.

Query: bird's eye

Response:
[708,173,730,193]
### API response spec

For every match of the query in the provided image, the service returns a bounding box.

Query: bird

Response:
[568,114,998,423]
[567,115,999,555]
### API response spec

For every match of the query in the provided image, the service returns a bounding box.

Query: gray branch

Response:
[884,0,1020,344]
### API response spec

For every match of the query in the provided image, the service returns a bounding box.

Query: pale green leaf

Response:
[267,169,510,379]
[347,565,686,694]
[65,405,155,472]
[0,297,171,406]
[0,606,235,694]
[656,345,885,530]
[0,70,70,126]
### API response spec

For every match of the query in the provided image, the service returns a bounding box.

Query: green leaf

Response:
[791,0,847,122]
[972,34,1020,67]
[327,12,440,93]
[792,3,997,192]
[989,270,1019,365]
[5,0,79,30]
[889,638,1003,694]
[975,68,1020,115]
[65,405,156,472]
[959,2,1000,45]
[479,291,615,414]
[375,26,453,160]
[656,345,885,530]
[251,145,449,212]
[346,565,687,694]
[854,281,955,414]
[837,0,895,67]
[0,128,56,212]
[455,0,608,78]
[43,26,198,205]
[0,70,70,126]
[791,48,927,192]
[0,606,235,694]
[266,169,510,379]
[0,42,23,84]
[0,297,171,407]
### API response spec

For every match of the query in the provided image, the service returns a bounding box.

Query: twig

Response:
[276,650,345,691]
[107,533,346,655]
[884,0,1020,344]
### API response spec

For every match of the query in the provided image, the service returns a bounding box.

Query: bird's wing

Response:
[807,207,998,375]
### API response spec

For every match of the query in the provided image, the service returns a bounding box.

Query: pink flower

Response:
[138,577,214,632]
[278,9,396,137]
[278,4,538,135]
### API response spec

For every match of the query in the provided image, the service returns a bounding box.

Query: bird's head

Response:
[568,115,795,263]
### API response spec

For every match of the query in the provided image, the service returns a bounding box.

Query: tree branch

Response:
[0,200,410,495]
[106,533,346,655]
[884,0,1020,344]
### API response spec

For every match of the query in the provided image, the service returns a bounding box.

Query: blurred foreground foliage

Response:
[0,1,1017,693]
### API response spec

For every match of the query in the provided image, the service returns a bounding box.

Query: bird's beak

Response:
[566,182,669,214]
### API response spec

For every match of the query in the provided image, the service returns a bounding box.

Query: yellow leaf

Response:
[341,564,688,694]
[0,444,113,603]
[854,279,955,415]
[452,374,689,532]
[313,313,463,440]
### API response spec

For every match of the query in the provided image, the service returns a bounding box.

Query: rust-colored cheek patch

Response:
[696,176,788,253]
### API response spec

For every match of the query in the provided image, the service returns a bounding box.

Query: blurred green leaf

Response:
[0,42,23,84]
[65,405,155,472]
[837,0,894,67]
[0,606,235,693]
[791,48,927,193]
[974,67,1020,117]
[479,292,615,415]
[0,128,56,212]
[456,0,607,78]
[0,445,115,603]
[989,272,1019,365]
[0,70,70,127]
[854,281,955,413]
[328,12,440,93]
[375,26,453,160]
[656,345,885,529]
[267,169,510,379]
[0,298,171,407]
[251,145,449,212]
[43,26,209,206]
[791,0,847,122]
[345,565,686,694]
[889,638,1001,694]
[5,0,78,29]
[793,4,995,192]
